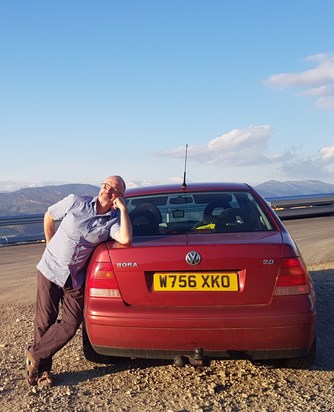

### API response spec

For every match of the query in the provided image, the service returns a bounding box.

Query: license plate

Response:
[153,272,239,291]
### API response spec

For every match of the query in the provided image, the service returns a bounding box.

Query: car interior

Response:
[127,192,273,235]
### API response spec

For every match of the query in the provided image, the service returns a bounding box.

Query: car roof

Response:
[125,182,253,197]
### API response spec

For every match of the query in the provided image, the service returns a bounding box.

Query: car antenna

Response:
[181,144,188,188]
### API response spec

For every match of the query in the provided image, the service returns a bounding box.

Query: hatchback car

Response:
[83,182,316,368]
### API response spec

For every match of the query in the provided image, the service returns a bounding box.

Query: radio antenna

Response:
[181,144,188,188]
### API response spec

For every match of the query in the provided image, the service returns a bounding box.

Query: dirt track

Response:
[0,216,333,411]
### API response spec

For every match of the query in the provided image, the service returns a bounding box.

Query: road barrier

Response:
[268,194,334,219]
[0,214,45,245]
[1,195,333,245]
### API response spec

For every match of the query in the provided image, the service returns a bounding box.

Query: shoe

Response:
[24,347,39,387]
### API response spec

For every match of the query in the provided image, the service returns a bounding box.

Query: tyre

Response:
[82,324,118,364]
[252,337,316,370]
[277,337,316,369]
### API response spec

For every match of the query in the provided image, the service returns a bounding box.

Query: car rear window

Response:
[126,191,274,236]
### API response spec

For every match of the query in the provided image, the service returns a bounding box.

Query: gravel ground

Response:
[1,225,334,411]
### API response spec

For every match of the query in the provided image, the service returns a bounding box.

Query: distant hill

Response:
[0,180,334,217]
[254,180,334,198]
[0,184,99,216]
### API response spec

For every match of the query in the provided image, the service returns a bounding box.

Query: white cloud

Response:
[320,145,334,174]
[320,144,334,160]
[155,127,334,182]
[280,144,334,179]
[157,125,285,166]
[264,53,334,109]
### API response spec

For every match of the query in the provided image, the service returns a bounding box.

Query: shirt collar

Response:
[91,195,115,216]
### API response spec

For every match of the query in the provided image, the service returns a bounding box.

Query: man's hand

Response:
[112,195,126,211]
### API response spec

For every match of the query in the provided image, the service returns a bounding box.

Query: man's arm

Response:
[44,211,56,244]
[112,197,133,244]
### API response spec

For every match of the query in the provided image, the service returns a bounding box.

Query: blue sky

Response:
[1,0,334,188]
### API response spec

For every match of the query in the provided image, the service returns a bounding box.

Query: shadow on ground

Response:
[310,268,334,371]
[55,267,334,386]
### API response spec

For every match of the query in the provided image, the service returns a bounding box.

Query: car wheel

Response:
[252,337,316,370]
[82,324,118,364]
[282,338,316,369]
[277,337,316,369]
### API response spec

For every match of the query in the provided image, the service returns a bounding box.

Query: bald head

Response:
[103,175,126,192]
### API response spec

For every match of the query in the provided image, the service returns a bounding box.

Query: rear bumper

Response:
[91,344,312,361]
[84,295,316,360]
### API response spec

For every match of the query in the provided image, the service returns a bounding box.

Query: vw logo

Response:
[185,251,201,266]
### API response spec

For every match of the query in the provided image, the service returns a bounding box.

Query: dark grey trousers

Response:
[30,271,84,373]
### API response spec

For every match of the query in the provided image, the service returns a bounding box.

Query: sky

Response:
[1,0,334,188]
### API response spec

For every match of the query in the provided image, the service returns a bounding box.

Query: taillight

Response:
[86,262,121,298]
[274,257,311,296]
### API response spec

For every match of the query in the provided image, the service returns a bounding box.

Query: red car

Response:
[83,183,316,368]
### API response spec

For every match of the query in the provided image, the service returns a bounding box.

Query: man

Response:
[25,175,132,387]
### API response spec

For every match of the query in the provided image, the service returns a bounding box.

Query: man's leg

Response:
[33,271,63,373]
[31,274,84,370]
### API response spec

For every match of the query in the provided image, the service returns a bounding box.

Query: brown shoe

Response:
[24,347,39,387]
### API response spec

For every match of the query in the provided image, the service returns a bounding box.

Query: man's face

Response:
[98,177,124,205]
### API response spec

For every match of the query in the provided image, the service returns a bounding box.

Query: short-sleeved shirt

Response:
[36,194,120,288]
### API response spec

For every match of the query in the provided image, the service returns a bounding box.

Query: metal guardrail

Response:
[268,194,334,219]
[0,214,45,226]
[1,195,333,245]
[0,214,45,246]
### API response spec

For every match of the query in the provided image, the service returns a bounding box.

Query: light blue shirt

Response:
[36,194,120,288]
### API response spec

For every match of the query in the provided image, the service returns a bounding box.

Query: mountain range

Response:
[254,179,334,198]
[0,184,99,216]
[0,179,334,217]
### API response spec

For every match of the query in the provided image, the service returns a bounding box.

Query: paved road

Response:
[284,216,334,266]
[1,215,332,266]
[0,216,333,305]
